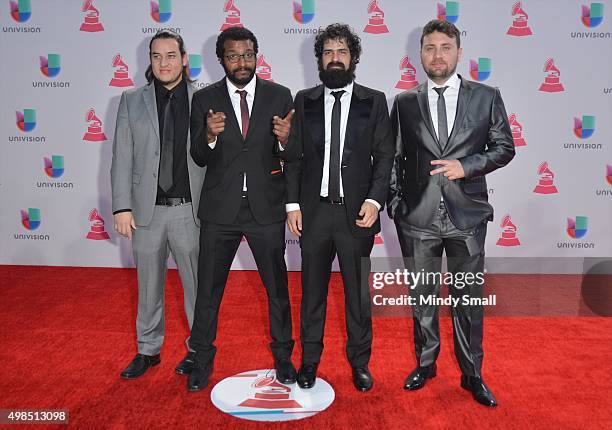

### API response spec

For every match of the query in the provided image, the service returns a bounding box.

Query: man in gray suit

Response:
[111,30,205,379]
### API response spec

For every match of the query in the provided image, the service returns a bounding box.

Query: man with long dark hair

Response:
[388,20,514,407]
[112,30,205,380]
[281,23,394,392]
[187,27,296,392]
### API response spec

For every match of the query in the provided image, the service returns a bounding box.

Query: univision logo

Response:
[38,155,74,189]
[34,54,70,88]
[594,164,612,197]
[293,0,315,24]
[3,0,41,33]
[469,58,491,81]
[582,3,604,28]
[9,109,46,144]
[564,115,601,150]
[14,207,50,240]
[437,1,459,24]
[557,216,595,248]
[188,54,202,78]
[151,0,171,23]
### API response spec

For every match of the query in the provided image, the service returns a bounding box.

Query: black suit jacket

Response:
[387,75,515,231]
[281,83,394,238]
[190,77,293,225]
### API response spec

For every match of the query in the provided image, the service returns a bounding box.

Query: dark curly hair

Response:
[314,23,361,66]
[215,27,259,60]
[420,19,461,48]
[145,29,192,83]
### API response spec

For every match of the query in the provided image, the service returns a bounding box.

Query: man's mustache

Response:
[326,62,346,70]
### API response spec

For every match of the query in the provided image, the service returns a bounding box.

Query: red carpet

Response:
[1,266,611,429]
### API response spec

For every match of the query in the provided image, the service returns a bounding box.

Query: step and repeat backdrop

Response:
[1,0,611,271]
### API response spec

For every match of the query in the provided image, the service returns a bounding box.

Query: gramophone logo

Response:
[109,54,134,87]
[508,113,527,147]
[21,208,40,230]
[582,3,604,28]
[507,2,533,36]
[538,58,564,93]
[188,54,202,78]
[573,115,595,139]
[44,155,64,178]
[363,0,389,34]
[150,0,171,23]
[469,58,491,82]
[255,54,274,82]
[374,232,384,245]
[210,369,335,422]
[437,1,459,24]
[86,209,110,240]
[10,0,30,22]
[220,0,244,31]
[533,161,558,194]
[16,109,36,132]
[83,108,107,142]
[293,0,315,24]
[80,0,104,32]
[567,216,588,239]
[395,56,418,90]
[39,54,60,78]
[496,214,521,247]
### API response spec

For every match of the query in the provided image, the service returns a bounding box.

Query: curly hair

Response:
[215,27,259,60]
[314,23,361,65]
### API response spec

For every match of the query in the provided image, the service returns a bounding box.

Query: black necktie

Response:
[328,90,344,201]
[159,91,174,192]
[434,86,449,149]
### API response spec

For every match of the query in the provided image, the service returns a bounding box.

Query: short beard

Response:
[223,64,255,87]
[318,61,356,89]
[424,62,457,82]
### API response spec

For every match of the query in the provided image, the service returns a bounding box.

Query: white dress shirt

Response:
[208,76,256,191]
[286,82,380,212]
[427,72,460,140]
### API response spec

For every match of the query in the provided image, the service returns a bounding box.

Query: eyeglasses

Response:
[225,52,256,63]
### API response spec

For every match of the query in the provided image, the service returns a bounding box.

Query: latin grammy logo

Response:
[496,215,520,246]
[533,161,558,194]
[374,233,384,245]
[79,0,104,32]
[220,0,243,31]
[83,108,107,142]
[238,374,302,409]
[363,0,389,34]
[86,209,110,240]
[109,54,134,88]
[508,113,526,147]
[506,2,532,36]
[256,54,274,81]
[395,56,418,90]
[538,58,564,93]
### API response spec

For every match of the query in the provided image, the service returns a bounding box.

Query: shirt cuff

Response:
[286,203,300,212]
[365,199,381,211]
[278,141,285,151]
[113,209,132,215]
[208,136,217,149]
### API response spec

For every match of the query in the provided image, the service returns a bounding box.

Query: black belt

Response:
[155,196,191,206]
[320,196,344,205]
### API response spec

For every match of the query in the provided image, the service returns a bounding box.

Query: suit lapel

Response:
[246,77,266,144]
[142,83,159,140]
[342,83,372,165]
[416,82,441,153]
[304,85,325,160]
[446,75,472,149]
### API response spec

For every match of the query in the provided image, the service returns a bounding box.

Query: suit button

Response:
[242,148,248,152]
[153,173,157,178]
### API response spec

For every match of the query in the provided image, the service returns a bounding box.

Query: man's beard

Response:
[318,61,356,89]
[424,61,457,81]
[224,64,255,87]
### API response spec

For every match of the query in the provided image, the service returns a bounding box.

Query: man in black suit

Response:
[281,23,394,392]
[388,20,514,407]
[187,27,296,392]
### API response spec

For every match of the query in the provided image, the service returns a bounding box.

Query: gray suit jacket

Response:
[111,81,205,227]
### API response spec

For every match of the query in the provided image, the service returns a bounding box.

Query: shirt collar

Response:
[427,73,460,91]
[324,81,354,98]
[226,75,257,97]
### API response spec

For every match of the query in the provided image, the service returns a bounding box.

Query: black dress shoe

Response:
[275,358,297,384]
[120,353,160,379]
[187,365,213,392]
[297,363,317,389]
[175,352,196,375]
[460,375,498,407]
[403,364,437,390]
[352,367,373,392]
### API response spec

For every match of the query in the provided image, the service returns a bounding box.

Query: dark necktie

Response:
[236,90,249,140]
[159,91,174,192]
[328,90,344,201]
[434,86,449,149]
